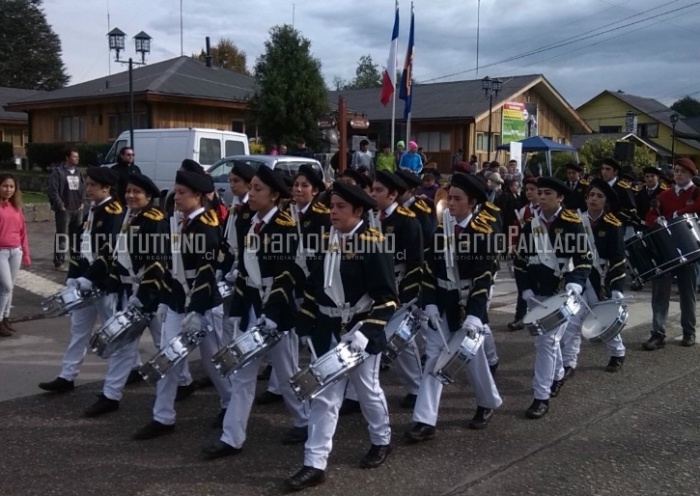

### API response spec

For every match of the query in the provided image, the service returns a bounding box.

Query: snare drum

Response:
[211,324,283,377]
[581,300,628,343]
[431,329,485,385]
[383,308,422,363]
[90,305,150,358]
[140,326,212,384]
[625,214,700,283]
[41,286,101,316]
[290,341,368,401]
[217,281,235,301]
[523,292,582,336]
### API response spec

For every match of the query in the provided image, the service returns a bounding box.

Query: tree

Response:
[348,55,382,89]
[578,137,655,174]
[194,38,248,75]
[671,96,700,118]
[332,76,348,91]
[0,0,69,90]
[252,25,328,148]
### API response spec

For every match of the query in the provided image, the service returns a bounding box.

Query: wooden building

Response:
[4,57,254,145]
[0,87,39,158]
[328,74,590,173]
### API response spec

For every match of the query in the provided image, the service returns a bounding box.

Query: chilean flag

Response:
[380,5,399,106]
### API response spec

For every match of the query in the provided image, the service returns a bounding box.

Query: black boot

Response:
[202,440,241,460]
[642,334,665,351]
[525,399,550,419]
[360,444,392,468]
[285,466,326,491]
[404,422,436,442]
[84,394,119,417]
[605,356,625,373]
[38,377,74,393]
[550,379,565,398]
[468,406,493,430]
[132,420,175,440]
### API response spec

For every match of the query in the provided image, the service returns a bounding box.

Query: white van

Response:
[102,128,249,192]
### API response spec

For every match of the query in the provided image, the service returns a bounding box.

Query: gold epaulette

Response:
[470,219,493,234]
[143,207,164,221]
[476,210,496,223]
[200,210,219,227]
[360,227,385,242]
[618,180,631,189]
[413,198,432,213]
[396,205,416,217]
[660,183,669,189]
[580,178,589,186]
[632,184,642,192]
[603,212,622,227]
[484,201,501,212]
[105,200,123,215]
[275,210,296,227]
[311,201,330,214]
[560,209,582,223]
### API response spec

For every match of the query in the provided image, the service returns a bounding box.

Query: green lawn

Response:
[22,192,48,203]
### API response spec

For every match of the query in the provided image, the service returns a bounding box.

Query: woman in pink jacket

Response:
[0,174,30,336]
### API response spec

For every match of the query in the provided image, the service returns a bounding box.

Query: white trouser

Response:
[483,281,499,366]
[0,247,22,318]
[198,304,232,408]
[221,306,307,449]
[267,366,281,394]
[531,294,567,401]
[152,307,219,425]
[304,349,391,470]
[131,314,193,386]
[412,312,502,427]
[102,293,142,401]
[59,293,117,381]
[560,282,626,369]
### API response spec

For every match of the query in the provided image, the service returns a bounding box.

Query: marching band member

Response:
[560,179,627,377]
[220,162,255,282]
[563,162,588,211]
[513,177,591,419]
[38,168,122,394]
[132,170,223,440]
[285,181,397,491]
[508,177,539,331]
[371,171,424,408]
[406,173,502,441]
[82,172,169,416]
[202,166,307,459]
[600,158,640,233]
[635,166,667,224]
[643,158,700,351]
[395,169,437,249]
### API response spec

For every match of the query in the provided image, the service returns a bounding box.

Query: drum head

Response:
[523,294,569,324]
[581,301,623,341]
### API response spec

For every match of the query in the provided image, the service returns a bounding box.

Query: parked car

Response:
[207,154,327,204]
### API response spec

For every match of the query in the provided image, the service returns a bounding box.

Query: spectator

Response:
[452,148,464,168]
[279,144,288,155]
[486,172,504,203]
[506,159,523,183]
[417,146,428,165]
[417,168,441,200]
[110,146,141,204]
[398,140,423,173]
[351,139,374,170]
[290,139,314,158]
[0,174,30,336]
[469,154,478,173]
[269,144,279,156]
[47,148,84,271]
[395,140,405,167]
[375,143,395,172]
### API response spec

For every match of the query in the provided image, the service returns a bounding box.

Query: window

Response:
[199,138,222,165]
[637,123,658,138]
[225,139,246,157]
[492,134,501,150]
[440,132,451,151]
[416,131,449,152]
[476,132,487,151]
[53,116,86,142]
[599,126,622,133]
[107,113,148,139]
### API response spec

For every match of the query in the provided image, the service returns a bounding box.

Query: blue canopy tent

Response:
[497,136,579,176]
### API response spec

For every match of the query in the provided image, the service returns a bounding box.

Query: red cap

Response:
[675,157,698,175]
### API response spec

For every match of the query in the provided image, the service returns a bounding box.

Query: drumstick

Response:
[306,339,318,361]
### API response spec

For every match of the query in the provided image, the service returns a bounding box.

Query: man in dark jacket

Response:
[111,146,142,204]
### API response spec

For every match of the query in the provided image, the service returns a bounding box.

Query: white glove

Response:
[215,269,223,282]
[76,277,92,292]
[128,295,143,309]
[299,335,313,350]
[565,283,583,296]
[258,315,278,330]
[182,311,204,332]
[522,289,535,303]
[66,278,77,288]
[423,304,441,331]
[463,315,483,333]
[224,269,239,283]
[343,330,369,352]
[611,290,624,301]
[156,303,168,323]
[672,211,679,219]
[656,216,667,226]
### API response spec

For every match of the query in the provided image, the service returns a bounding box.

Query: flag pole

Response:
[405,2,413,146]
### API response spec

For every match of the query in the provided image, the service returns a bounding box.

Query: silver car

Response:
[207,154,327,204]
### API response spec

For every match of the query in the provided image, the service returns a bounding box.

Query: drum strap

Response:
[442,210,461,283]
[170,212,193,307]
[394,263,406,288]
[323,228,346,306]
[80,203,96,264]
[580,211,606,279]
[224,205,239,257]
[290,203,310,277]
[530,216,570,277]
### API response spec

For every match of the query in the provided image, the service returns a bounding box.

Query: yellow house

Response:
[577,90,700,165]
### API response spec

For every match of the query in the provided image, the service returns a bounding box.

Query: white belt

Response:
[184,269,196,279]
[318,293,373,324]
[394,263,406,284]
[245,276,274,289]
[437,278,472,291]
[527,256,572,266]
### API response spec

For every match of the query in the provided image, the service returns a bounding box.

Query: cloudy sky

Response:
[43,0,700,108]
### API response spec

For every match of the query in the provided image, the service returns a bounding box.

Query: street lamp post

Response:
[670,113,679,167]
[482,76,502,161]
[108,28,152,148]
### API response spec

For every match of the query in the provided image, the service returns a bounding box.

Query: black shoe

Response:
[281,426,308,445]
[550,379,565,398]
[285,466,326,491]
[175,383,196,402]
[125,369,144,386]
[38,377,74,393]
[211,409,226,429]
[257,364,272,381]
[194,376,214,389]
[255,390,284,405]
[563,366,576,380]
[525,399,550,419]
[360,444,392,468]
[681,335,696,347]
[507,319,524,331]
[84,394,119,417]
[202,440,241,460]
[468,406,493,430]
[399,393,417,409]
[489,362,498,376]
[605,356,625,373]
[642,334,665,351]
[132,420,175,440]
[404,422,436,443]
[339,398,361,416]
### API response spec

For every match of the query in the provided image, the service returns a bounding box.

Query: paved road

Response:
[1,221,699,496]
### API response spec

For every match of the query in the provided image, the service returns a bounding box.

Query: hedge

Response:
[27,142,112,171]
[0,142,13,162]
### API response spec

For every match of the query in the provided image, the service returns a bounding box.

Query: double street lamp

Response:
[107,28,152,148]
[482,76,502,161]
[670,113,679,167]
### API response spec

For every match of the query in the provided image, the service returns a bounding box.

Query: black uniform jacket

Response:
[405,195,437,250]
[289,199,332,296]
[585,211,626,296]
[381,204,423,304]
[564,178,588,212]
[513,208,592,297]
[635,184,667,225]
[219,201,253,275]
[297,223,399,355]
